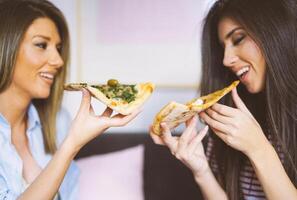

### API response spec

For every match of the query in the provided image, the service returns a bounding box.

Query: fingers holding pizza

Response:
[66,88,142,151]
[148,80,240,180]
[199,87,269,157]
[151,80,239,136]
[64,79,154,150]
[150,115,211,178]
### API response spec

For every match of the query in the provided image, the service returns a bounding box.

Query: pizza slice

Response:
[64,79,155,115]
[152,80,240,135]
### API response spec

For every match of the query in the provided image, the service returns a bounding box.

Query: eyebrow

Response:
[33,35,50,40]
[224,27,244,40]
[33,35,62,45]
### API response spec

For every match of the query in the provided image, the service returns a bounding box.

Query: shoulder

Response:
[56,107,72,147]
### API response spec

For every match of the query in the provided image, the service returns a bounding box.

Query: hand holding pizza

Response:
[152,81,239,136]
[150,115,210,178]
[199,88,271,159]
[65,89,141,153]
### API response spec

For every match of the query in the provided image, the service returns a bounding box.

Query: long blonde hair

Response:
[0,0,70,154]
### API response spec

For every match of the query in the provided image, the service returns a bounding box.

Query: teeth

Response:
[40,72,54,80]
[236,67,249,77]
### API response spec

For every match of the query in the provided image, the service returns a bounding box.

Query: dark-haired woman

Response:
[150,0,297,199]
[0,0,140,199]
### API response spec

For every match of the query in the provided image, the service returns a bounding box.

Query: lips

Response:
[230,66,250,85]
[39,72,56,84]
[235,66,249,77]
[234,66,250,84]
[40,72,54,79]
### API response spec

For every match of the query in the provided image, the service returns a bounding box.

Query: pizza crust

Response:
[64,82,155,115]
[152,80,239,135]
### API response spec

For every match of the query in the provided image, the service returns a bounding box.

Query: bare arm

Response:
[18,90,140,200]
[248,144,297,200]
[18,140,76,200]
[200,88,296,200]
[194,168,228,200]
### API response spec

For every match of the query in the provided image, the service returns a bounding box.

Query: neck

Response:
[0,86,31,128]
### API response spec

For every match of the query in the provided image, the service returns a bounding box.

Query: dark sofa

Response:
[75,133,203,200]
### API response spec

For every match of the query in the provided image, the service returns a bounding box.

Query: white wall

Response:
[50,0,213,133]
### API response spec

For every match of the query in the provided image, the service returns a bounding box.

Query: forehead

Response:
[218,17,241,41]
[24,17,61,42]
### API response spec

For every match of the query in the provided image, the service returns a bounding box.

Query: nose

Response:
[223,47,238,67]
[48,48,64,69]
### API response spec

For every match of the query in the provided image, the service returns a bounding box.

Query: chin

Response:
[246,84,263,94]
[33,89,51,99]
[34,94,50,99]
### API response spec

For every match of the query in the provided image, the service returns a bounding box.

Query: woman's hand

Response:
[65,89,141,153]
[150,115,210,178]
[199,87,270,158]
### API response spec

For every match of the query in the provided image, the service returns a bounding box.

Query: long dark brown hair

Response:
[0,0,70,153]
[200,0,297,199]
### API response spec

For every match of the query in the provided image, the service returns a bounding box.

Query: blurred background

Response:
[50,0,215,133]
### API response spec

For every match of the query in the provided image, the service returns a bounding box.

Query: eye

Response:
[233,34,246,46]
[56,44,62,54]
[35,42,47,49]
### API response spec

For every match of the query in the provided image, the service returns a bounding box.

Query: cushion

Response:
[76,144,144,200]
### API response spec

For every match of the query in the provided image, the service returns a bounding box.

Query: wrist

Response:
[247,141,275,166]
[193,165,213,184]
[60,136,81,159]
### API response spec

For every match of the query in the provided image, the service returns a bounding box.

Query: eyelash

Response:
[35,42,47,49]
[57,46,62,54]
[35,42,62,54]
[233,35,245,45]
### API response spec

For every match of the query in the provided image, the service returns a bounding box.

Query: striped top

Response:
[205,135,284,200]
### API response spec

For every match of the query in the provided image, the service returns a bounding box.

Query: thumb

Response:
[78,88,91,113]
[231,87,253,118]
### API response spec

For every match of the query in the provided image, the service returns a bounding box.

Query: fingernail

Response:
[161,123,169,129]
[81,88,87,94]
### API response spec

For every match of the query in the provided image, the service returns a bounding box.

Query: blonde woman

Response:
[0,0,140,199]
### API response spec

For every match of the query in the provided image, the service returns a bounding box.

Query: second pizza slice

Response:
[152,80,239,135]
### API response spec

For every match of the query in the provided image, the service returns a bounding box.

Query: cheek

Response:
[12,67,34,92]
[23,47,44,66]
[248,41,265,65]
[253,48,266,79]
[14,49,44,79]
[245,42,266,73]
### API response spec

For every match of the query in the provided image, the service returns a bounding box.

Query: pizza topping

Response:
[107,79,119,87]
[193,98,204,105]
[92,83,138,103]
[78,83,88,87]
[64,81,154,115]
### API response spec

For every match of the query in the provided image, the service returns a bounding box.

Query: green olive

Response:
[107,79,119,87]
